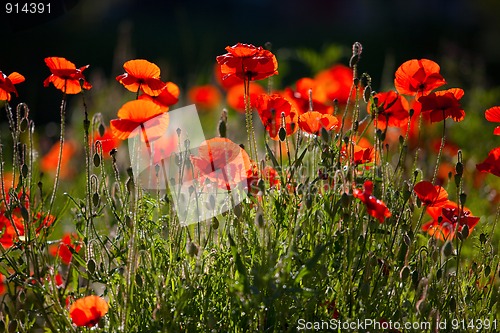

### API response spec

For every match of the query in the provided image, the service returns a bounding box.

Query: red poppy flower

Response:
[341,139,375,166]
[94,128,121,156]
[246,164,280,195]
[298,111,338,135]
[353,180,391,223]
[0,214,24,248]
[477,147,500,177]
[49,234,82,265]
[34,212,56,233]
[423,201,479,241]
[394,59,446,97]
[69,295,108,327]
[0,71,25,101]
[190,138,252,190]
[295,77,329,106]
[255,94,299,140]
[282,87,333,115]
[40,140,78,180]
[485,106,500,135]
[216,43,278,81]
[413,181,448,207]
[110,99,169,141]
[418,88,464,123]
[188,84,221,110]
[368,91,410,128]
[116,59,167,96]
[138,81,179,111]
[43,57,92,94]
[226,82,265,113]
[313,64,354,105]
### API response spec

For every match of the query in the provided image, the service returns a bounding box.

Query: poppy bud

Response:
[455,161,464,176]
[218,118,227,138]
[278,127,287,142]
[480,233,487,244]
[363,85,372,103]
[454,174,461,187]
[436,268,442,280]
[485,265,491,277]
[21,164,28,179]
[87,259,96,275]
[92,192,100,208]
[459,192,467,206]
[449,296,456,311]
[212,216,219,230]
[20,118,28,132]
[98,123,105,137]
[442,241,454,257]
[93,153,101,167]
[461,224,469,239]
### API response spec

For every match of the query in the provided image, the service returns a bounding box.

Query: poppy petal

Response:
[45,57,77,71]
[123,59,161,79]
[7,72,25,85]
[485,106,500,123]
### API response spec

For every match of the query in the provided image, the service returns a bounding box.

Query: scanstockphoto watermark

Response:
[297,318,432,331]
[127,104,250,226]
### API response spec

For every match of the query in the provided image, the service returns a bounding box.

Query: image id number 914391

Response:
[5,2,51,14]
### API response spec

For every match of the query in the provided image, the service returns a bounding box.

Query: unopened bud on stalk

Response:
[455,162,464,176]
[98,123,105,137]
[349,42,363,68]
[363,86,372,103]
[218,109,227,138]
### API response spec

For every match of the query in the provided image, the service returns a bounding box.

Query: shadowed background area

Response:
[1,0,499,125]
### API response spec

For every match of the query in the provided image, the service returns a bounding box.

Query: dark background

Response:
[1,0,499,125]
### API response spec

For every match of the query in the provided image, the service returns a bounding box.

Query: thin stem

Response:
[47,93,67,218]
[432,115,446,185]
